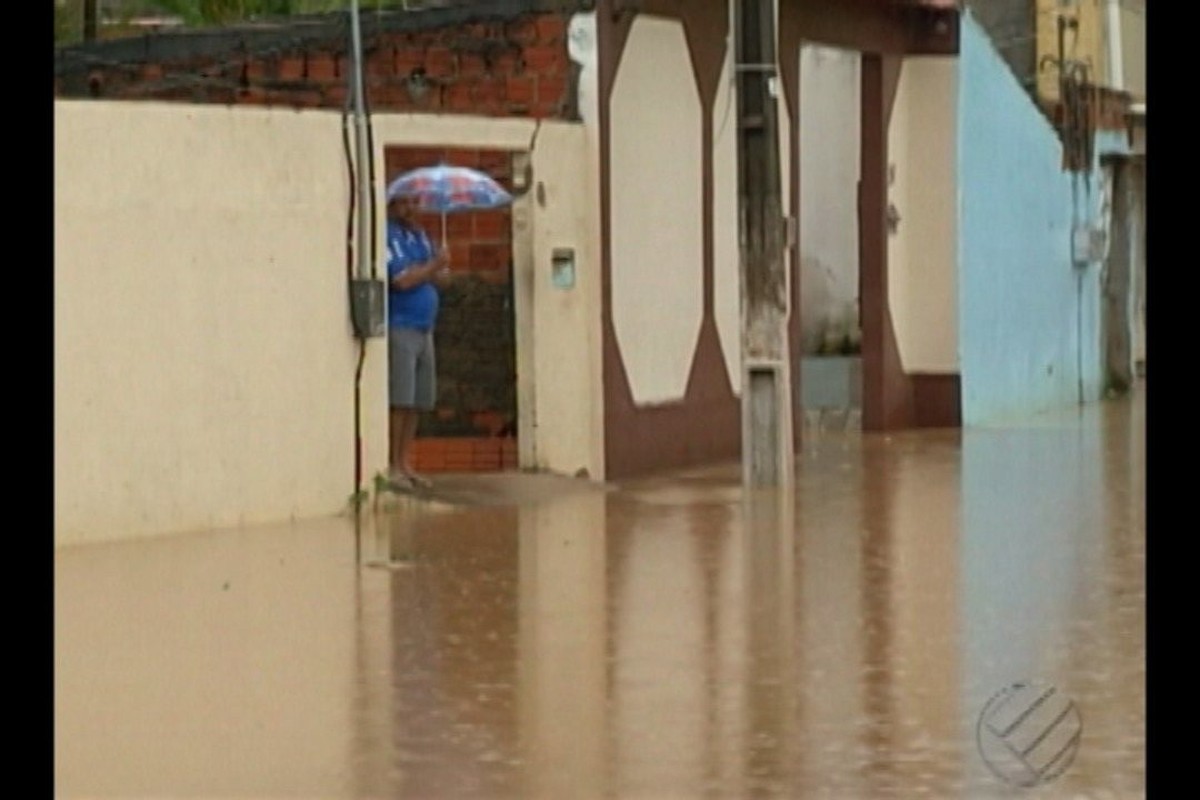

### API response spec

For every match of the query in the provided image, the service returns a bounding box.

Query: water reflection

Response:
[516,494,608,799]
[55,392,1145,798]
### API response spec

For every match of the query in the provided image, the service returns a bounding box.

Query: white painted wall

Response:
[886,57,960,374]
[713,35,742,398]
[55,100,600,545]
[610,16,705,406]
[568,10,608,478]
[529,123,605,479]
[798,44,861,355]
[55,100,383,546]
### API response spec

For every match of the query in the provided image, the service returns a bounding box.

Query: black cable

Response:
[343,92,357,286]
[364,40,379,278]
[342,48,369,503]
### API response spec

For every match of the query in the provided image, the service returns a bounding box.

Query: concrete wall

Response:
[528,122,605,479]
[55,99,381,546]
[957,11,1108,424]
[797,43,861,355]
[887,56,960,375]
[55,100,598,546]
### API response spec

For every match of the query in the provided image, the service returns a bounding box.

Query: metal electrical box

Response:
[350,278,387,338]
[551,248,576,290]
[1072,226,1109,265]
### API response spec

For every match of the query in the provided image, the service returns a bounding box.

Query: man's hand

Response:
[429,251,452,285]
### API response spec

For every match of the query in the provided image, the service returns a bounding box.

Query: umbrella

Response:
[385,163,514,250]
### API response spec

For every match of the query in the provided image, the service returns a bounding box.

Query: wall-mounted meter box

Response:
[1072,226,1109,265]
[552,248,576,290]
[351,278,387,338]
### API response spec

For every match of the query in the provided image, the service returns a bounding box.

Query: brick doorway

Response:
[384,145,518,473]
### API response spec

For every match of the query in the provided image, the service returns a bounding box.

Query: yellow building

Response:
[1035,0,1146,103]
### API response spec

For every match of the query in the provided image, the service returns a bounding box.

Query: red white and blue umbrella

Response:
[386,164,514,248]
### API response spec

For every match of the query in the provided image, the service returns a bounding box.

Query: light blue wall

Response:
[957,11,1118,425]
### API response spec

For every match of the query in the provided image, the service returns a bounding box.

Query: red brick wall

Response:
[58,12,575,120]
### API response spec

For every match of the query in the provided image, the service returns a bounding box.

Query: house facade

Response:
[59,0,1148,543]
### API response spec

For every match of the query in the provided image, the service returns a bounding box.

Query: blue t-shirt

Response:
[386,220,440,331]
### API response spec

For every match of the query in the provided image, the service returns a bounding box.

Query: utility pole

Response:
[734,0,793,487]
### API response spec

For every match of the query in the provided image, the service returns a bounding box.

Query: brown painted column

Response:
[859,53,914,432]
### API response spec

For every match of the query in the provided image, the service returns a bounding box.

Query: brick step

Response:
[411,436,518,473]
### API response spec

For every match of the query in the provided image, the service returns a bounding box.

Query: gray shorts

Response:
[389,327,437,410]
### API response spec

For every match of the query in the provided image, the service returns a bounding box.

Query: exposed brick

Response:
[424,46,456,79]
[474,211,510,241]
[469,243,510,272]
[361,80,396,111]
[287,90,324,109]
[366,47,394,78]
[537,75,568,107]
[417,216,445,241]
[533,99,561,119]
[245,59,267,81]
[445,148,481,168]
[307,52,338,82]
[505,17,539,46]
[522,44,566,76]
[234,87,264,105]
[448,247,472,271]
[490,51,522,76]
[206,86,239,105]
[405,147,447,168]
[471,77,506,113]
[141,63,164,81]
[278,56,304,81]
[396,50,424,76]
[535,14,568,44]
[444,81,475,112]
[505,75,536,105]
[478,150,512,177]
[457,52,488,79]
[324,84,349,109]
[447,213,473,238]
[479,265,512,285]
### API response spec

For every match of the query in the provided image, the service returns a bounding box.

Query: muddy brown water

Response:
[55,391,1145,798]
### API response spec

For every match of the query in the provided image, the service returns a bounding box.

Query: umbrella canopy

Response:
[386,164,514,214]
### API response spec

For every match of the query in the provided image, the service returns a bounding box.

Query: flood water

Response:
[55,390,1145,799]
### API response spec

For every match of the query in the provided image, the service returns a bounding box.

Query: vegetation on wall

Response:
[55,0,464,45]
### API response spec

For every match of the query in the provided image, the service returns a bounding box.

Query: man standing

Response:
[386,191,451,490]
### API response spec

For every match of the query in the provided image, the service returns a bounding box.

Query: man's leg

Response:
[389,406,414,478]
[398,407,419,475]
[399,331,436,488]
[388,328,422,485]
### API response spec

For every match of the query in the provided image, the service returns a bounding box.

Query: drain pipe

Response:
[347,0,386,501]
[350,0,372,284]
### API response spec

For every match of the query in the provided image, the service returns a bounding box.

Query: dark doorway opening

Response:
[384,145,519,472]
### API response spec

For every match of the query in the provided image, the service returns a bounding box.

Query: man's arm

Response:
[391,241,451,291]
[391,252,448,290]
